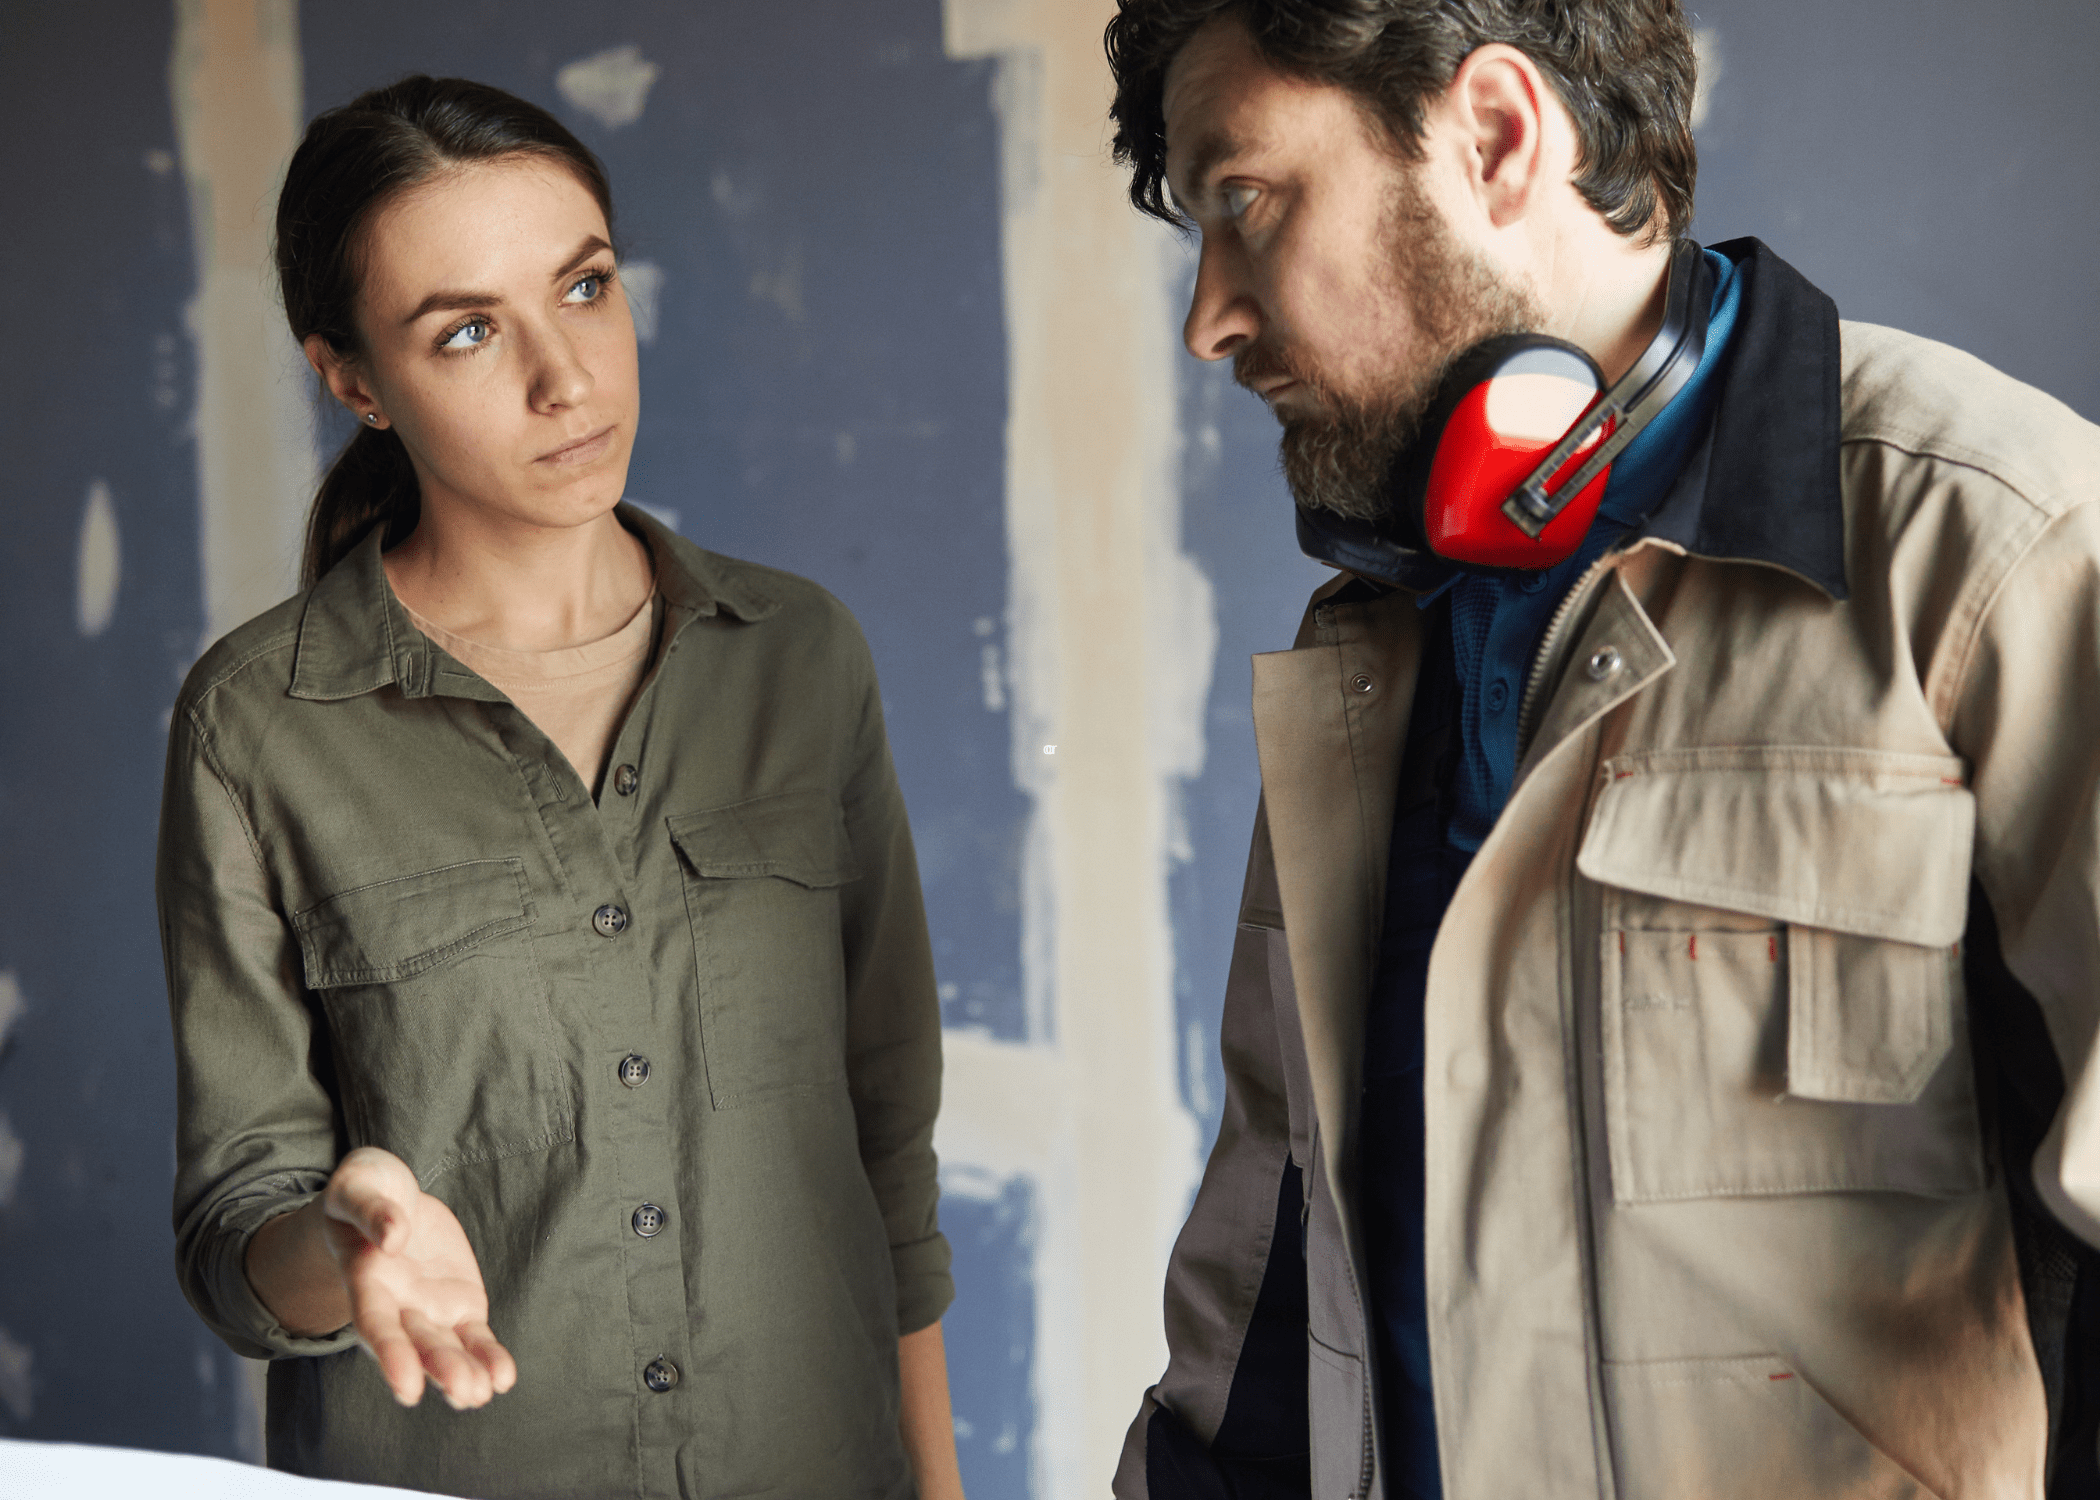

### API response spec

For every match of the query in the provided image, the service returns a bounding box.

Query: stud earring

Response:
[365,412,381,425]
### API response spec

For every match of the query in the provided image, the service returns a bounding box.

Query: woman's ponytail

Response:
[302,424,421,588]
[276,76,614,588]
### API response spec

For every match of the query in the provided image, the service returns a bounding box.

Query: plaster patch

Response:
[77,479,121,637]
[556,44,660,130]
[172,0,316,645]
[1691,27,1722,133]
[621,259,664,343]
[0,1326,29,1423]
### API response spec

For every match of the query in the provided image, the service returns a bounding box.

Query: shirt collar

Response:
[1634,236,1848,600]
[288,502,781,702]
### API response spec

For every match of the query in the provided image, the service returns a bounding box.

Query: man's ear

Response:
[1443,43,1558,229]
[302,333,379,420]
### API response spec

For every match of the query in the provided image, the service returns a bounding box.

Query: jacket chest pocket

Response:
[294,857,574,1179]
[1578,748,1985,1204]
[667,791,857,1110]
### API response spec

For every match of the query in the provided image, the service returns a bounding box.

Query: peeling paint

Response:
[1692,27,1723,133]
[0,1114,21,1212]
[748,246,806,324]
[556,44,660,130]
[0,1326,30,1424]
[0,972,21,1054]
[621,258,663,344]
[77,480,121,637]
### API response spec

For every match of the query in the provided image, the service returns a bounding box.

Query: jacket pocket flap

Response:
[294,858,531,988]
[667,790,858,888]
[1576,747,1973,946]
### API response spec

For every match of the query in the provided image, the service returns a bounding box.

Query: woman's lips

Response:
[536,425,616,466]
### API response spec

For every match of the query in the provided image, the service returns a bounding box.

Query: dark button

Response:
[618,1054,651,1089]
[1484,678,1510,714]
[592,903,629,938]
[1518,570,1549,593]
[632,1203,666,1238]
[612,764,639,797]
[643,1357,680,1393]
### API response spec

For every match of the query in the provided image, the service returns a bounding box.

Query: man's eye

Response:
[440,317,491,351]
[1223,184,1261,219]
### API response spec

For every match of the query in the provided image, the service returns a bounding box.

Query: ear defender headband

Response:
[1296,237,1711,585]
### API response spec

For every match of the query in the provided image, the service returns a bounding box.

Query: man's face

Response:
[1162,17,1538,522]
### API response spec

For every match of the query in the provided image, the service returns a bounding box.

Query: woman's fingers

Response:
[355,1287,426,1407]
[457,1320,518,1395]
[403,1308,494,1410]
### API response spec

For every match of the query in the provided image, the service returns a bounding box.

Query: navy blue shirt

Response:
[1360,249,1744,1499]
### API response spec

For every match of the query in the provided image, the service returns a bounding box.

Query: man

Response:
[1104,3,2100,1498]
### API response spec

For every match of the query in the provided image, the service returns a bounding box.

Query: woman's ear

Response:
[303,333,381,422]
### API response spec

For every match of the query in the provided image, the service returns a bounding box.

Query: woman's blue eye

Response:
[440,317,491,351]
[565,273,606,303]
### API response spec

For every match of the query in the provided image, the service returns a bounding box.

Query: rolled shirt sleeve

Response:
[159,695,357,1361]
[836,630,954,1335]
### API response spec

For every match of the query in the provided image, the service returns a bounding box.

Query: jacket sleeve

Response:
[159,699,356,1361]
[1117,805,1307,1498]
[836,627,953,1335]
[1948,497,2100,1246]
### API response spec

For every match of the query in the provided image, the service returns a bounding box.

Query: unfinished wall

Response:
[0,1,2094,1495]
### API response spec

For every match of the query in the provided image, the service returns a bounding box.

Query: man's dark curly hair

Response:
[1105,0,1699,243]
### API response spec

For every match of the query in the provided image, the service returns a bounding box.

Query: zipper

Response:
[1515,553,1615,755]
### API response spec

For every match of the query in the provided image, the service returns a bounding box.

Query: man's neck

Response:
[1531,219,1676,385]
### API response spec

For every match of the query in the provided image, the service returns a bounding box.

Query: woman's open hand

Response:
[247,1145,516,1410]
[320,1146,517,1409]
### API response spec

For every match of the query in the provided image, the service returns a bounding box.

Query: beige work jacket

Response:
[1121,295,2100,1498]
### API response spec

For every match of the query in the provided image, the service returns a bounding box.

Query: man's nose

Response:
[1183,237,1259,362]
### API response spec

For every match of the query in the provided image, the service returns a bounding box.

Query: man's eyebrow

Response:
[1170,128,1250,208]
[401,235,616,324]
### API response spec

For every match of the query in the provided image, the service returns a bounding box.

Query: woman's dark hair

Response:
[277,76,616,586]
[1105,0,1698,243]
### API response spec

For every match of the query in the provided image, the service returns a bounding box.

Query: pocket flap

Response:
[667,789,858,888]
[294,858,531,988]
[1576,747,1973,946]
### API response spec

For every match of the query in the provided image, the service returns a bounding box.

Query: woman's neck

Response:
[382,504,655,652]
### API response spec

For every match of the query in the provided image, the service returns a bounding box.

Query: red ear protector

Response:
[1296,237,1710,585]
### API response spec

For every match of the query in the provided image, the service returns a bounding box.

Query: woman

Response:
[160,76,962,1499]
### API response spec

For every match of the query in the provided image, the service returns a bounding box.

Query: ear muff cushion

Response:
[1407,335,1612,571]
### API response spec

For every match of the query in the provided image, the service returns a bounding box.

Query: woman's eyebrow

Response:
[399,236,615,325]
[553,235,614,281]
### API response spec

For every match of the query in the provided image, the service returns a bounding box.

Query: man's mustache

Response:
[1232,342,1317,398]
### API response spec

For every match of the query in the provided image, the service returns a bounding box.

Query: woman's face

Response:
[325,156,641,537]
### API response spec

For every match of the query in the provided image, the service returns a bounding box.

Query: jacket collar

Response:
[1636,237,1848,600]
[288,503,779,702]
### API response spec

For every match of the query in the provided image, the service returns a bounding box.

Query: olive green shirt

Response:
[160,509,950,1499]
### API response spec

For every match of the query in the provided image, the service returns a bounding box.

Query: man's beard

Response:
[1239,173,1542,526]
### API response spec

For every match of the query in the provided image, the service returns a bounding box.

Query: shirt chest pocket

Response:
[293,857,575,1179]
[1576,747,1985,1204]
[667,791,858,1110]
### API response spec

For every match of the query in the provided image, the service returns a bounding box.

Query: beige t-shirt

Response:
[406,593,658,797]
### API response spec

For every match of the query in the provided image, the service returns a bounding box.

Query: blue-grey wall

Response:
[1,2,2094,1494]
